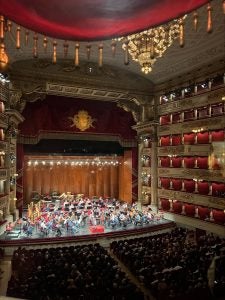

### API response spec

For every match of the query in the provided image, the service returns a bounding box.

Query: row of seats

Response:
[111,228,225,300]
[8,243,144,300]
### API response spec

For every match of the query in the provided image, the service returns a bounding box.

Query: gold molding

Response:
[18,131,137,147]
[158,87,225,115]
[158,115,225,136]
[158,144,211,156]
[158,167,224,183]
[158,188,225,210]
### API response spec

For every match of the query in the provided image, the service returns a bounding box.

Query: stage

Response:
[0,217,175,249]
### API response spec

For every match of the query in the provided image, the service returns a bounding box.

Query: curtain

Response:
[160,115,170,125]
[171,157,182,168]
[184,203,195,216]
[184,179,195,193]
[23,161,120,205]
[197,131,209,144]
[211,130,224,142]
[198,181,209,195]
[197,157,208,169]
[160,156,170,167]
[160,177,170,189]
[161,198,170,211]
[183,133,195,144]
[198,206,210,220]
[160,136,170,146]
[172,135,182,146]
[0,0,208,41]
[171,178,182,191]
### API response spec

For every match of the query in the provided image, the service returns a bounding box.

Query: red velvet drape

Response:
[19,96,136,142]
[0,0,208,40]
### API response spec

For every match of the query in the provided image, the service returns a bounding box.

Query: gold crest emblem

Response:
[68,110,96,131]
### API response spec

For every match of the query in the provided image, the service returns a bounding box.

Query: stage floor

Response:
[0,218,172,241]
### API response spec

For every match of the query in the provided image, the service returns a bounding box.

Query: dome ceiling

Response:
[0,0,224,85]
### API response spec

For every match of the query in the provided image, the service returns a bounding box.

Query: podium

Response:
[89,225,104,233]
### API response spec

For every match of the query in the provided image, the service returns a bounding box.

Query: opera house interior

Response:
[0,0,225,299]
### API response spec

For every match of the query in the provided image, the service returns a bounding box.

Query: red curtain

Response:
[185,203,195,217]
[171,157,182,168]
[160,115,170,125]
[171,178,182,190]
[197,131,209,144]
[160,136,170,146]
[212,210,225,224]
[198,206,210,220]
[173,201,182,213]
[212,182,225,197]
[196,157,208,169]
[172,135,182,146]
[211,130,224,142]
[161,198,170,211]
[160,157,170,167]
[19,96,136,142]
[184,157,195,168]
[160,177,170,189]
[183,133,195,144]
[184,179,195,193]
[198,181,209,195]
[0,0,208,41]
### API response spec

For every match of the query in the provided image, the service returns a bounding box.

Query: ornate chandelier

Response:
[122,17,185,74]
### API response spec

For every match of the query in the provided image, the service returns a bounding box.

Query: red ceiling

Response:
[0,0,208,41]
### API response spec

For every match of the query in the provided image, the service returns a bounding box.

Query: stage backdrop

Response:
[23,153,132,205]
[18,96,138,208]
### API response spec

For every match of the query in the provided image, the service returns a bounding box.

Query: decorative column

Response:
[4,135,11,216]
[5,109,24,219]
[150,125,158,212]
[137,138,144,210]
[181,180,185,191]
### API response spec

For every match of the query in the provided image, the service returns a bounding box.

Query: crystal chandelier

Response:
[122,18,184,74]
